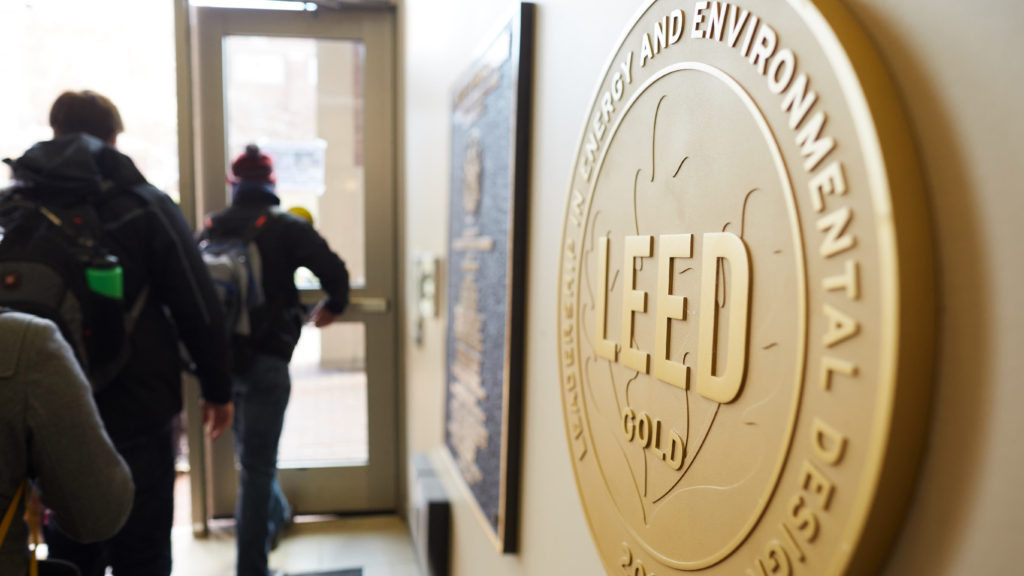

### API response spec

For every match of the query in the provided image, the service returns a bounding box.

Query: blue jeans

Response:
[233,354,292,576]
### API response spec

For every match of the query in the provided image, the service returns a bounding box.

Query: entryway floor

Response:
[170,514,420,576]
[168,326,415,576]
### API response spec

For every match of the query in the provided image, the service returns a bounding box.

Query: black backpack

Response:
[0,186,147,393]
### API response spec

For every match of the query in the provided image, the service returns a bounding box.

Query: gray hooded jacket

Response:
[0,311,133,573]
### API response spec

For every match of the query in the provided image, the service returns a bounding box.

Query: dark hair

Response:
[49,90,124,142]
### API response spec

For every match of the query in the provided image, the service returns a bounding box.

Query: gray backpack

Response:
[198,211,270,341]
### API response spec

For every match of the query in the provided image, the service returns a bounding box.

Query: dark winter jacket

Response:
[200,181,350,362]
[3,134,232,443]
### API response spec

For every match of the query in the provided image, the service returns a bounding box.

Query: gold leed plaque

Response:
[557,1,934,574]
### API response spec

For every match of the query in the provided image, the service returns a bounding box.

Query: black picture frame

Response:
[443,2,534,554]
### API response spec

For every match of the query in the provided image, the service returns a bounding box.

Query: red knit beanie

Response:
[230,144,276,184]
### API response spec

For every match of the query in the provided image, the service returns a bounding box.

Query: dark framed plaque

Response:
[443,2,534,554]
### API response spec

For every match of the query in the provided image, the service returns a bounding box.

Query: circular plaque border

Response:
[557,1,935,574]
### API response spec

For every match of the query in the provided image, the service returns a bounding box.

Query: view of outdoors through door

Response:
[223,35,369,468]
[0,0,178,198]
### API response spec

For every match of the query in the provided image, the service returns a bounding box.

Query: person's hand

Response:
[310,301,338,327]
[202,401,234,440]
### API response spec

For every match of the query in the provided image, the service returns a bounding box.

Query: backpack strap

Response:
[1,191,104,241]
[0,480,26,546]
[205,206,274,240]
[0,481,39,576]
[249,208,273,236]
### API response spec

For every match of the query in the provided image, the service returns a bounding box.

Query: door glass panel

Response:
[282,323,367,467]
[223,35,366,288]
[223,35,368,469]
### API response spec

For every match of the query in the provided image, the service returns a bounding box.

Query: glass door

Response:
[189,4,396,519]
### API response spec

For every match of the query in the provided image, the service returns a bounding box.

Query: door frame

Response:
[178,2,400,531]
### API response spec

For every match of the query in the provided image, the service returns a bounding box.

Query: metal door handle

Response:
[297,289,389,314]
[349,296,389,314]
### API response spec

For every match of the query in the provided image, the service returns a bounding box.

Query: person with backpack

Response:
[198,144,349,576]
[0,90,234,576]
[0,310,134,576]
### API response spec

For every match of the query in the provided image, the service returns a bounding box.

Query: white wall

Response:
[400,0,1024,574]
